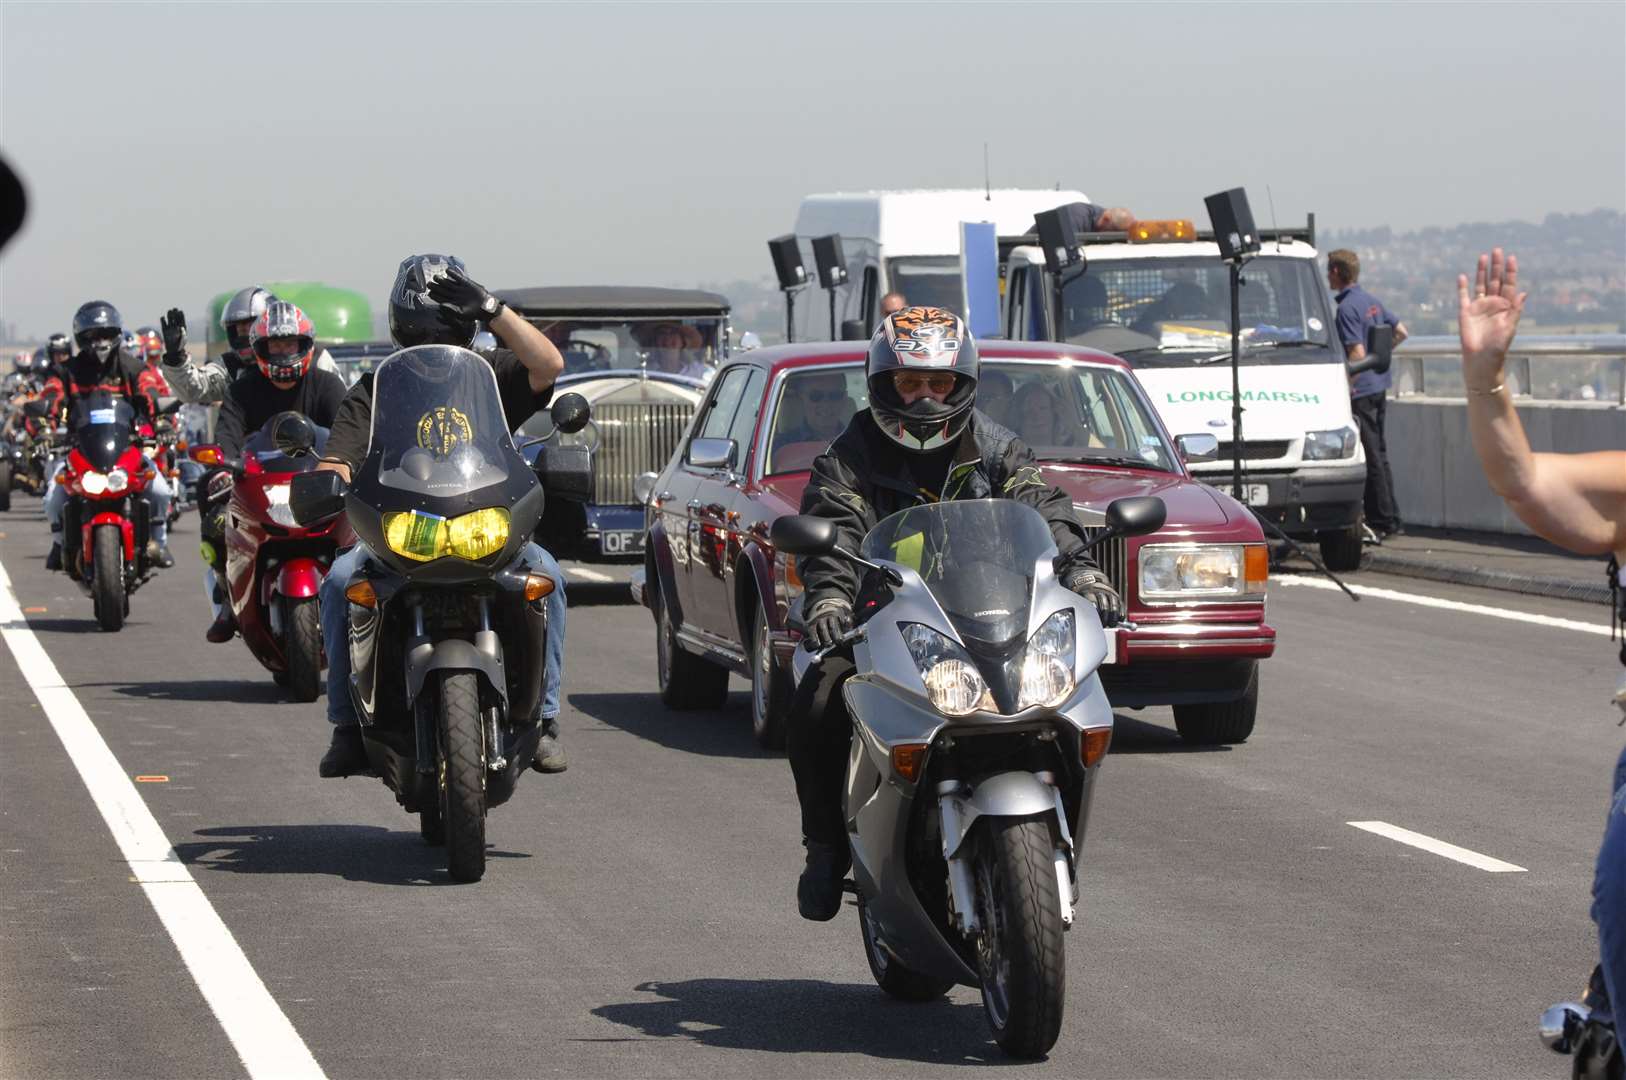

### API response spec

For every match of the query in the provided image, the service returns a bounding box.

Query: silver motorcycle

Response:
[773,495,1166,1058]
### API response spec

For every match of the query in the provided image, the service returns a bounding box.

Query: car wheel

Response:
[749,596,789,750]
[1172,663,1258,745]
[654,590,728,711]
[1317,524,1365,572]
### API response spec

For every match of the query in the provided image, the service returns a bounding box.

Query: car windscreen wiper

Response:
[1045,452,1171,472]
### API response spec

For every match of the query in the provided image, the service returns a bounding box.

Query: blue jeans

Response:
[321,541,566,729]
[1591,743,1626,1016]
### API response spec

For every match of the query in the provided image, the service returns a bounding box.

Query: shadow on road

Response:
[1105,713,1233,755]
[569,691,774,760]
[72,678,293,705]
[173,823,532,886]
[591,978,1020,1065]
[18,616,108,636]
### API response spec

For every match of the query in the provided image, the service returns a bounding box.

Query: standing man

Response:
[1328,248,1408,541]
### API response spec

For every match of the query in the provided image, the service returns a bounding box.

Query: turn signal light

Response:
[1081,729,1112,767]
[890,742,929,782]
[1129,219,1196,243]
[1244,544,1269,594]
[344,581,377,608]
[525,574,555,601]
[784,556,803,591]
[191,446,224,466]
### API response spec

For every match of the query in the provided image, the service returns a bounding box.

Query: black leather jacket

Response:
[797,408,1100,615]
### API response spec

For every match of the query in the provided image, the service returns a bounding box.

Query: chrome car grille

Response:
[592,402,695,506]
[1083,530,1128,596]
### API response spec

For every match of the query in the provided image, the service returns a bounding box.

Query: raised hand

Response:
[1458,248,1527,389]
[159,308,187,361]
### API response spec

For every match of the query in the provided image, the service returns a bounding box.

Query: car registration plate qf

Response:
[600,530,643,556]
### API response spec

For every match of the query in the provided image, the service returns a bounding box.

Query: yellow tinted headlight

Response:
[383,510,449,562]
[447,507,510,560]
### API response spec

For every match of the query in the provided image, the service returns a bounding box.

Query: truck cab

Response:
[1002,222,1368,570]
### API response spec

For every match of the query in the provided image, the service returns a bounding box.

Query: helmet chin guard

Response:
[866,306,979,453]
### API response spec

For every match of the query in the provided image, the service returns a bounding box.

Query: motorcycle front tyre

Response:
[974,816,1066,1059]
[282,596,323,703]
[857,892,953,1002]
[92,524,125,632]
[437,670,487,882]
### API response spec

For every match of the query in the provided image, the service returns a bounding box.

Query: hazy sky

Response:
[3,1,1622,337]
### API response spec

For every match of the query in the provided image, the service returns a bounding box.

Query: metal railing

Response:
[1392,335,1626,405]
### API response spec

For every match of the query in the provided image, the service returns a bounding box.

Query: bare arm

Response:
[489,306,564,393]
[1460,248,1626,555]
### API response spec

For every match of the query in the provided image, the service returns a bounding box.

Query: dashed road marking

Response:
[1276,574,1610,636]
[568,567,614,583]
[1347,820,1527,873]
[0,560,326,1080]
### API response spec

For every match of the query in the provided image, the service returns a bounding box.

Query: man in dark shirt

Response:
[315,255,567,779]
[1329,248,1409,540]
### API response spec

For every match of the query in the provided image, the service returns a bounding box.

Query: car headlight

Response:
[1303,427,1357,460]
[264,482,298,528]
[383,507,511,563]
[1010,610,1076,710]
[1139,544,1269,600]
[105,468,129,493]
[79,470,108,495]
[901,622,993,717]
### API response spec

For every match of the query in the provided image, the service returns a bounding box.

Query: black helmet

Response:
[389,253,473,348]
[70,301,124,382]
[221,286,277,360]
[32,350,55,378]
[866,306,979,453]
[46,332,71,360]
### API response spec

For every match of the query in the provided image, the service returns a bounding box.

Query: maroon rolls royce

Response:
[630,341,1275,750]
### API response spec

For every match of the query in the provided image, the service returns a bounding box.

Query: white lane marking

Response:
[0,560,326,1080]
[1348,820,1527,873]
[568,567,614,583]
[1276,573,1611,636]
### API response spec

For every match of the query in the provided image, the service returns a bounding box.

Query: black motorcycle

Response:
[291,345,591,882]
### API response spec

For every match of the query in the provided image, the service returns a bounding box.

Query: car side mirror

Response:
[550,392,591,435]
[1348,324,1394,376]
[271,412,317,457]
[1087,496,1166,549]
[839,318,868,341]
[1175,433,1219,463]
[770,514,838,556]
[687,437,735,471]
[289,469,347,526]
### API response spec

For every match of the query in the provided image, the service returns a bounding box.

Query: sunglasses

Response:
[893,371,956,394]
[802,389,844,403]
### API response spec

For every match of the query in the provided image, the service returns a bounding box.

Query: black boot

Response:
[318,726,369,778]
[205,606,238,643]
[797,839,851,922]
[45,540,62,572]
[532,715,567,773]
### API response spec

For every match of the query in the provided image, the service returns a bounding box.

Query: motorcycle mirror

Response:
[1090,496,1166,548]
[550,392,591,435]
[190,444,226,466]
[770,514,838,556]
[271,412,317,457]
[289,470,347,526]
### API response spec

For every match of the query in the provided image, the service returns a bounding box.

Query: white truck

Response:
[787,189,1090,342]
[1002,218,1368,569]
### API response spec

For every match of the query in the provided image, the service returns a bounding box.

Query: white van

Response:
[787,189,1089,342]
[1003,221,1368,569]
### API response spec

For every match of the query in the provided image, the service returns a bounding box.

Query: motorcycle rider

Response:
[3,351,31,395]
[42,301,175,570]
[312,254,568,778]
[788,305,1125,921]
[200,301,349,642]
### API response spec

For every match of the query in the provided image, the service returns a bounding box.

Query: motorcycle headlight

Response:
[1139,544,1270,601]
[447,507,510,560]
[1303,427,1358,460]
[1011,610,1076,710]
[264,482,298,528]
[901,622,993,717]
[383,509,449,562]
[79,470,108,495]
[383,507,510,563]
[105,468,128,493]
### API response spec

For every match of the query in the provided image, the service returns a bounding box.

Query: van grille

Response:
[1216,440,1291,461]
[592,403,695,506]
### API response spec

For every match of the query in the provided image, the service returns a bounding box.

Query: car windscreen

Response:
[886,257,964,314]
[764,366,868,475]
[1060,254,1334,366]
[524,316,724,379]
[365,345,516,498]
[980,361,1175,471]
[860,499,1056,652]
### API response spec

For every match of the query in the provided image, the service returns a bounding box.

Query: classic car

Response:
[499,287,732,560]
[631,341,1276,750]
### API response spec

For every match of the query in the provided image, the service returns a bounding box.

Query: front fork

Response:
[408,596,505,778]
[936,769,1077,938]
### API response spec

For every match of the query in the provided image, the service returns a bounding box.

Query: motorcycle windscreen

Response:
[361,345,520,499]
[68,391,135,472]
[860,498,1056,653]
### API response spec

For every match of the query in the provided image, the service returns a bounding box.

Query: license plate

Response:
[600,529,644,556]
[1102,629,1118,665]
[1246,483,1271,506]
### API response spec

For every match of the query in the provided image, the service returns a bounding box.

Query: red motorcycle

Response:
[193,413,353,701]
[56,392,158,631]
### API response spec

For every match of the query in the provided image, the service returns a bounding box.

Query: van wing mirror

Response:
[289,469,347,526]
[1348,324,1394,376]
[839,318,868,341]
[770,514,838,556]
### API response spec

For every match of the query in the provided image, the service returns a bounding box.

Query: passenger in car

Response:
[643,322,707,379]
[978,369,1014,427]
[1011,381,1079,447]
[775,372,852,448]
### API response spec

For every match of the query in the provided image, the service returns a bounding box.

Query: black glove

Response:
[1065,567,1123,628]
[160,308,187,362]
[804,600,854,651]
[428,265,503,329]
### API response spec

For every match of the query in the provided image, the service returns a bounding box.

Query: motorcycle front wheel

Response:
[92,524,125,632]
[973,815,1066,1059]
[282,596,322,703]
[437,670,487,882]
